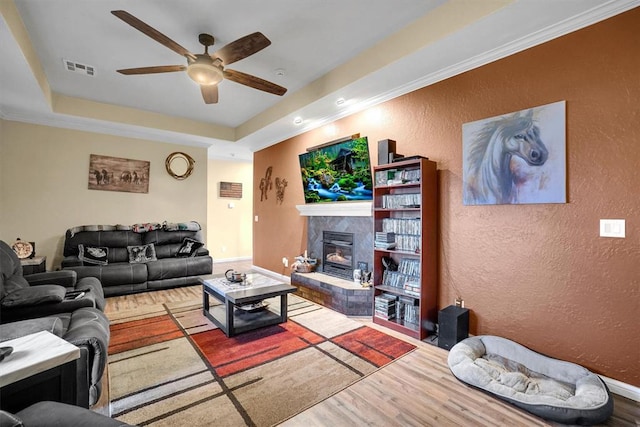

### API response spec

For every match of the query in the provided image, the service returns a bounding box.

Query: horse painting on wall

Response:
[462,101,566,205]
[88,154,150,194]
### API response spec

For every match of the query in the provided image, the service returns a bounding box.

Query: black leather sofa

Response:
[61,223,213,297]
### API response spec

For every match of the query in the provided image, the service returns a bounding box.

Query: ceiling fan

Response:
[111,10,287,104]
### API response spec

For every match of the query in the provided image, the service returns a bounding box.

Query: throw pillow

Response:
[78,244,109,265]
[127,243,157,263]
[163,221,201,231]
[132,223,162,233]
[175,237,204,258]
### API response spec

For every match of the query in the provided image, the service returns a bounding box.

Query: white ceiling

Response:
[1,0,638,160]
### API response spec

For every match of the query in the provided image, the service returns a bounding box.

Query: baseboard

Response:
[212,256,252,264]
[251,266,291,284]
[601,375,640,402]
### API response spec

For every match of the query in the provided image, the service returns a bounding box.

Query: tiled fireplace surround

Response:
[307,216,373,271]
[290,211,374,316]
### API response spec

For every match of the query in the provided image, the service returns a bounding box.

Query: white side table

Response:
[0,330,87,411]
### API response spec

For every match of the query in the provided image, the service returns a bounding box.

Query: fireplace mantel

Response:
[296,202,372,217]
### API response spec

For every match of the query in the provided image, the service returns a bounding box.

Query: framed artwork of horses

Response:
[88,154,150,194]
[462,101,566,205]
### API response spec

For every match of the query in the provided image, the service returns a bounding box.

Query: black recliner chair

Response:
[0,240,105,323]
[0,240,110,408]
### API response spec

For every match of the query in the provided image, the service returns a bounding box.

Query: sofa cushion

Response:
[64,230,143,257]
[78,244,109,265]
[66,263,147,288]
[2,275,29,295]
[0,241,29,295]
[146,256,213,281]
[0,316,63,342]
[175,237,204,257]
[1,285,66,308]
[142,229,202,246]
[25,270,76,287]
[127,243,157,263]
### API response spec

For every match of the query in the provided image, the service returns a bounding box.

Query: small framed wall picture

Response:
[357,261,368,272]
[220,182,243,198]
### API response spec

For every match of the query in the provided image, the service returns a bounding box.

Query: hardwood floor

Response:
[99,262,640,426]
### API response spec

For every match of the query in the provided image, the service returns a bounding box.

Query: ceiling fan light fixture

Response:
[187,56,223,86]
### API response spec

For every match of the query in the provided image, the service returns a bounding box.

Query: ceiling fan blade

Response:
[201,85,219,104]
[117,65,186,75]
[224,69,287,96]
[111,10,196,61]
[213,32,271,65]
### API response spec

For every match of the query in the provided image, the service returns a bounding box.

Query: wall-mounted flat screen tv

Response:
[298,136,374,203]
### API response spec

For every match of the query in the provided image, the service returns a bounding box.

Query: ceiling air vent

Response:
[62,59,96,77]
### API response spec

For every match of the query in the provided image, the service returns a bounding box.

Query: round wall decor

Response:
[165,152,195,180]
[12,238,33,259]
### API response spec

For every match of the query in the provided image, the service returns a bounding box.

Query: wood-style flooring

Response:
[99,261,640,426]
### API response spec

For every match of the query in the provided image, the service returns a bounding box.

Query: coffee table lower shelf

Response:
[201,275,296,337]
[205,303,290,336]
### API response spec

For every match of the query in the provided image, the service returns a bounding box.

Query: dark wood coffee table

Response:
[200,273,296,337]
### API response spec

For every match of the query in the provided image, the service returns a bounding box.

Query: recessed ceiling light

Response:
[336,98,345,106]
[293,117,303,125]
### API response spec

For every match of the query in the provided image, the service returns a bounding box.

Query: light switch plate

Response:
[600,219,625,238]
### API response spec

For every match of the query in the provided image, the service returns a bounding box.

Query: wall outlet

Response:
[455,298,464,308]
[282,257,288,267]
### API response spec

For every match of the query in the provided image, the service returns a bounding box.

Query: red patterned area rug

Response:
[107,294,415,426]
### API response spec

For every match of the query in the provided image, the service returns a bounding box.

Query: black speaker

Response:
[438,305,469,350]
[377,139,396,165]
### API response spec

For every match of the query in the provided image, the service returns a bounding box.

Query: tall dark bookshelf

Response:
[372,158,438,340]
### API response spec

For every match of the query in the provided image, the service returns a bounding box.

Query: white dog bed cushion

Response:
[447,336,613,425]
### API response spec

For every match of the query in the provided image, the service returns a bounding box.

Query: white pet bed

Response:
[448,336,613,425]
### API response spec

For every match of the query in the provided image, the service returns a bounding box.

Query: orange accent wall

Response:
[254,9,640,385]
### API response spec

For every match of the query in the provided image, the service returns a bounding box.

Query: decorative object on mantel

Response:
[219,182,242,198]
[259,166,273,201]
[11,238,34,259]
[291,252,317,273]
[165,152,195,180]
[360,271,372,287]
[275,177,287,204]
[462,100,566,205]
[89,154,150,193]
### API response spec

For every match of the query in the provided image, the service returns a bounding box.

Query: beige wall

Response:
[0,120,208,269]
[207,158,253,261]
[253,9,640,385]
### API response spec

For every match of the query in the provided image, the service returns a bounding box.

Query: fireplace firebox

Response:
[322,231,355,280]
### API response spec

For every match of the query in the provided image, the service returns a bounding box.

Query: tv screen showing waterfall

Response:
[298,136,374,203]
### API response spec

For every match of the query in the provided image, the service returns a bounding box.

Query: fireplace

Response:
[322,231,355,280]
